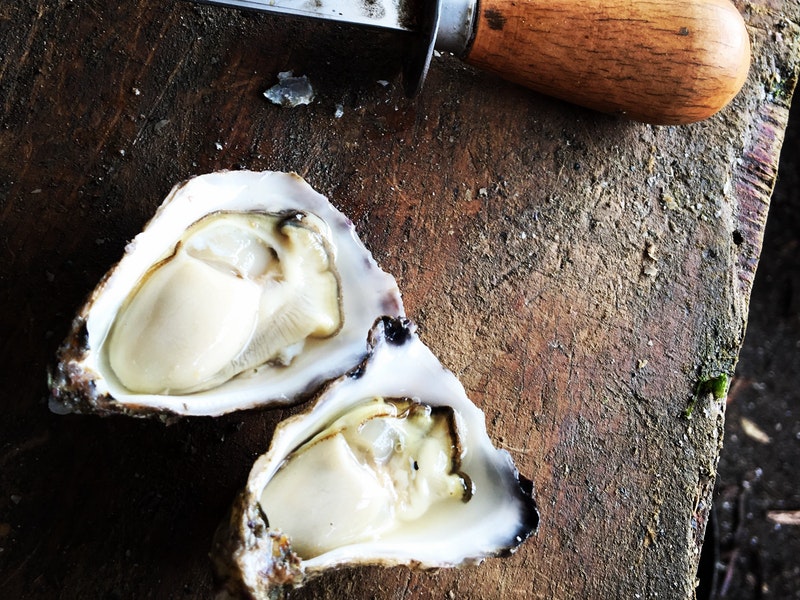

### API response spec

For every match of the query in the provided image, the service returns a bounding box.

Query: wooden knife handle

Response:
[464,0,750,124]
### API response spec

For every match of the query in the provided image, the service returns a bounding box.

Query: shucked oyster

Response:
[49,171,403,417]
[211,317,539,599]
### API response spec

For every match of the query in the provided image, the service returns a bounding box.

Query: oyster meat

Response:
[49,171,404,417]
[212,317,539,599]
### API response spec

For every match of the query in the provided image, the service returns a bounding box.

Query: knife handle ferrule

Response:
[436,0,478,54]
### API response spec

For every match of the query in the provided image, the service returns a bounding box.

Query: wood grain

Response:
[0,0,797,598]
[466,0,752,124]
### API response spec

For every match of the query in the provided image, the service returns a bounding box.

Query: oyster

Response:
[49,171,403,417]
[211,317,539,599]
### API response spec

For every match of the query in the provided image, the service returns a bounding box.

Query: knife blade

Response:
[194,0,751,125]
[191,0,417,32]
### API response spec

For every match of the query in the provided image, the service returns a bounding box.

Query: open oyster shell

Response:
[49,171,403,418]
[211,317,539,599]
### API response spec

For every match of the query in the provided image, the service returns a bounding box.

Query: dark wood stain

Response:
[484,8,507,30]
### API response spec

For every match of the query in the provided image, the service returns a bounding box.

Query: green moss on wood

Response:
[686,373,729,418]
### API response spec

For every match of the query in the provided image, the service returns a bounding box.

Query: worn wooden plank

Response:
[1,0,797,598]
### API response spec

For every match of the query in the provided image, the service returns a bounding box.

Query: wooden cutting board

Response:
[1,0,797,597]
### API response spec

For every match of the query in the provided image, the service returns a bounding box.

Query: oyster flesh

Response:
[49,171,403,417]
[211,317,539,599]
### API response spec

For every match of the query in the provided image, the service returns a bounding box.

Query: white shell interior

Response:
[73,171,403,416]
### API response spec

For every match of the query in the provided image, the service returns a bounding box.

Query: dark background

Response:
[711,95,800,598]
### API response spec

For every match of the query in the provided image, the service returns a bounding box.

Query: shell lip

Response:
[502,472,540,554]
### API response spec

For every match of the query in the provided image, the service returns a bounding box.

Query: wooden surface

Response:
[1,0,798,598]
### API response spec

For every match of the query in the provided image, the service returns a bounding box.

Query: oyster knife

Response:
[194,0,751,125]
